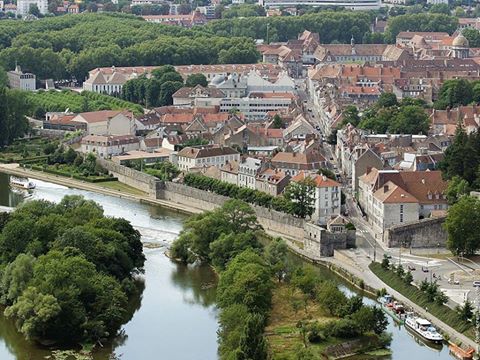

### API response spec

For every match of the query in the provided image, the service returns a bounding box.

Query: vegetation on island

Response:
[183,172,315,219]
[24,90,144,118]
[170,200,390,359]
[370,259,473,338]
[339,93,430,135]
[0,196,145,345]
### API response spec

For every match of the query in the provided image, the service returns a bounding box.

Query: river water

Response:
[0,173,459,360]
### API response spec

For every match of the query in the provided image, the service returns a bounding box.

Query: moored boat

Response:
[378,294,406,324]
[9,176,35,190]
[405,316,443,344]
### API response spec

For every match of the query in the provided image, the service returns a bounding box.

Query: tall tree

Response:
[284,177,316,219]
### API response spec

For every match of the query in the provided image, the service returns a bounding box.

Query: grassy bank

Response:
[369,262,474,339]
[266,283,391,360]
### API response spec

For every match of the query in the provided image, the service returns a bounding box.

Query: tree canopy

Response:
[0,196,145,344]
[0,87,29,147]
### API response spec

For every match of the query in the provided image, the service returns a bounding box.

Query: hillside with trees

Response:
[0,196,145,345]
[0,13,259,81]
[25,89,144,117]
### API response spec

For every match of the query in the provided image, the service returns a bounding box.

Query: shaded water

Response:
[0,173,459,359]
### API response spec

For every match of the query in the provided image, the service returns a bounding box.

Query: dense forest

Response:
[0,196,145,344]
[0,13,259,81]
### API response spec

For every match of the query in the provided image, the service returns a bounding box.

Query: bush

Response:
[325,318,361,338]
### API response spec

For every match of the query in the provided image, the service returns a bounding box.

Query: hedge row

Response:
[27,164,116,183]
[183,172,298,216]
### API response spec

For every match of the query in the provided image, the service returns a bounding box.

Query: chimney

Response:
[366,166,372,175]
[383,184,389,192]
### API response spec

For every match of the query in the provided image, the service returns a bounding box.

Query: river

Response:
[0,173,459,360]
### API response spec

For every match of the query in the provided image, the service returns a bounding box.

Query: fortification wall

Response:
[97,158,160,196]
[384,216,447,248]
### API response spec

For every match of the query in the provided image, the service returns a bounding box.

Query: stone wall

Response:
[304,222,356,257]
[97,158,160,196]
[158,181,305,240]
[384,216,447,248]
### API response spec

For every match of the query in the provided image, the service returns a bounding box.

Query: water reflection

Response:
[170,263,218,308]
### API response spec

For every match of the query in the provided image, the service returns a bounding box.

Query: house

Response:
[351,148,384,193]
[238,157,266,189]
[80,135,140,158]
[358,168,448,236]
[255,168,291,196]
[7,65,36,91]
[271,152,326,176]
[112,149,172,165]
[172,85,225,106]
[142,10,208,27]
[177,145,240,171]
[220,160,239,185]
[283,115,315,140]
[72,110,135,136]
[16,0,47,15]
[292,172,341,225]
[313,41,388,64]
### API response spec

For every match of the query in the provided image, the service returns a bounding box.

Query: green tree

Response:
[377,92,398,108]
[5,287,61,340]
[265,237,288,282]
[463,28,480,48]
[216,249,273,314]
[271,114,284,129]
[218,304,250,358]
[446,176,470,205]
[0,88,29,147]
[458,299,474,321]
[235,313,268,360]
[435,79,474,109]
[291,266,319,299]
[159,81,183,106]
[317,281,347,316]
[339,105,360,128]
[185,73,208,87]
[0,253,35,304]
[284,177,316,219]
[444,196,480,256]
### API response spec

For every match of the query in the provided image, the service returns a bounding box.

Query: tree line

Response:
[434,79,480,110]
[0,196,145,344]
[170,200,390,359]
[183,172,316,219]
[339,93,430,135]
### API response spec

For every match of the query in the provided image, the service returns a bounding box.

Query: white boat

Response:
[405,316,443,344]
[9,176,36,190]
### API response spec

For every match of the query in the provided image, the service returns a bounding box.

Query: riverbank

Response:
[0,164,200,216]
[2,163,476,352]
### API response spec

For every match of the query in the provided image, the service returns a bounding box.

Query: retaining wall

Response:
[157,181,305,240]
[97,158,160,196]
[384,216,447,248]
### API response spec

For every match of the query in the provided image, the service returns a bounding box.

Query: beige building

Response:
[177,145,240,171]
[72,110,135,136]
[292,172,341,225]
[7,65,36,91]
[80,135,140,158]
[255,168,291,196]
[220,160,239,185]
[358,168,448,236]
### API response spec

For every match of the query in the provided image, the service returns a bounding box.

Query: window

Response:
[400,214,404,223]
[400,205,404,213]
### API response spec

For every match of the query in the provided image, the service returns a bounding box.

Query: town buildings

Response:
[80,135,140,158]
[7,65,36,91]
[258,0,381,10]
[16,0,47,15]
[71,110,136,136]
[292,172,341,225]
[358,168,448,236]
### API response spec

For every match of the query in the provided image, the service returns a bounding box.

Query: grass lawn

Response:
[266,283,340,359]
[98,181,147,196]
